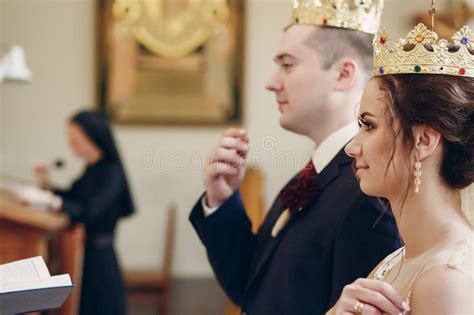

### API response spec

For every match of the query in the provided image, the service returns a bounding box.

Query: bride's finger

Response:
[341,283,401,314]
[354,278,409,312]
[362,304,383,315]
[337,297,382,315]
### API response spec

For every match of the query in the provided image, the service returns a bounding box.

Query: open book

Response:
[0,256,74,314]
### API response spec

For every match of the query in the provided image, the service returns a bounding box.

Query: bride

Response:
[327,22,474,315]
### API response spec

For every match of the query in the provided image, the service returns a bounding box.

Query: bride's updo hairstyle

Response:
[376,74,474,190]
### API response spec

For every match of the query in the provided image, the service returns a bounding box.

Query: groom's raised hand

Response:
[204,128,250,208]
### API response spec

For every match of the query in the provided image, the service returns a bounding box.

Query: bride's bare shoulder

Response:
[409,239,473,315]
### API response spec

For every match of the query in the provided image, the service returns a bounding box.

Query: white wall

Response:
[0,0,451,277]
[0,0,95,181]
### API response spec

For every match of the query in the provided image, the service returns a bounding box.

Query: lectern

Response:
[0,190,85,315]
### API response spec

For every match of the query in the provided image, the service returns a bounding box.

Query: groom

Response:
[190,1,401,314]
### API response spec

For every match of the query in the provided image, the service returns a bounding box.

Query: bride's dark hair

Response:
[376,74,474,190]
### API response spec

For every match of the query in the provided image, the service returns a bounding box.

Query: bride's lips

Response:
[355,163,369,176]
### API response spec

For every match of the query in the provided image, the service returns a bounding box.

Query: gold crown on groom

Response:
[373,23,474,78]
[291,0,384,34]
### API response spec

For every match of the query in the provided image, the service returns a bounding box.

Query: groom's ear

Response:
[332,59,358,92]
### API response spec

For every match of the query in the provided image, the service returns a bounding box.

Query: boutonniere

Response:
[271,160,318,237]
[271,208,292,237]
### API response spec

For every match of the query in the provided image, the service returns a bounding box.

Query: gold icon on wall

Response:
[97,0,245,125]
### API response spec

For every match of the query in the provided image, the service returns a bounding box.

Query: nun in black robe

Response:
[53,111,135,315]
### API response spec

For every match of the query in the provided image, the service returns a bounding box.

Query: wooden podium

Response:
[0,190,85,315]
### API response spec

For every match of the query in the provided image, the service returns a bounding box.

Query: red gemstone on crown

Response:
[459,68,466,75]
[323,19,328,25]
[380,37,386,44]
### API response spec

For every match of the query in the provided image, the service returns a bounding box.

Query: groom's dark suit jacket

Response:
[190,149,401,315]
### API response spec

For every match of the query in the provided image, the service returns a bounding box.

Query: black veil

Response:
[72,111,135,217]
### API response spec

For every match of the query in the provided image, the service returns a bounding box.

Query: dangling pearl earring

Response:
[414,157,422,193]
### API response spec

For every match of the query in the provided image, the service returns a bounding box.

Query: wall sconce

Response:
[0,45,33,83]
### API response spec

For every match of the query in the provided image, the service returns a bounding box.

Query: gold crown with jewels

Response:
[291,0,384,34]
[374,23,474,78]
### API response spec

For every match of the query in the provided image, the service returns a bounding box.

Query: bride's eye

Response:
[358,118,373,131]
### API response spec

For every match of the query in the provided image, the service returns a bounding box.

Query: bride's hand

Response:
[327,278,410,315]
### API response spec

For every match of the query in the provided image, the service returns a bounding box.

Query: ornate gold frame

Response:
[95,0,245,126]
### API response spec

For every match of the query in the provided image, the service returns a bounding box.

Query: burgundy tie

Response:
[279,159,318,215]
